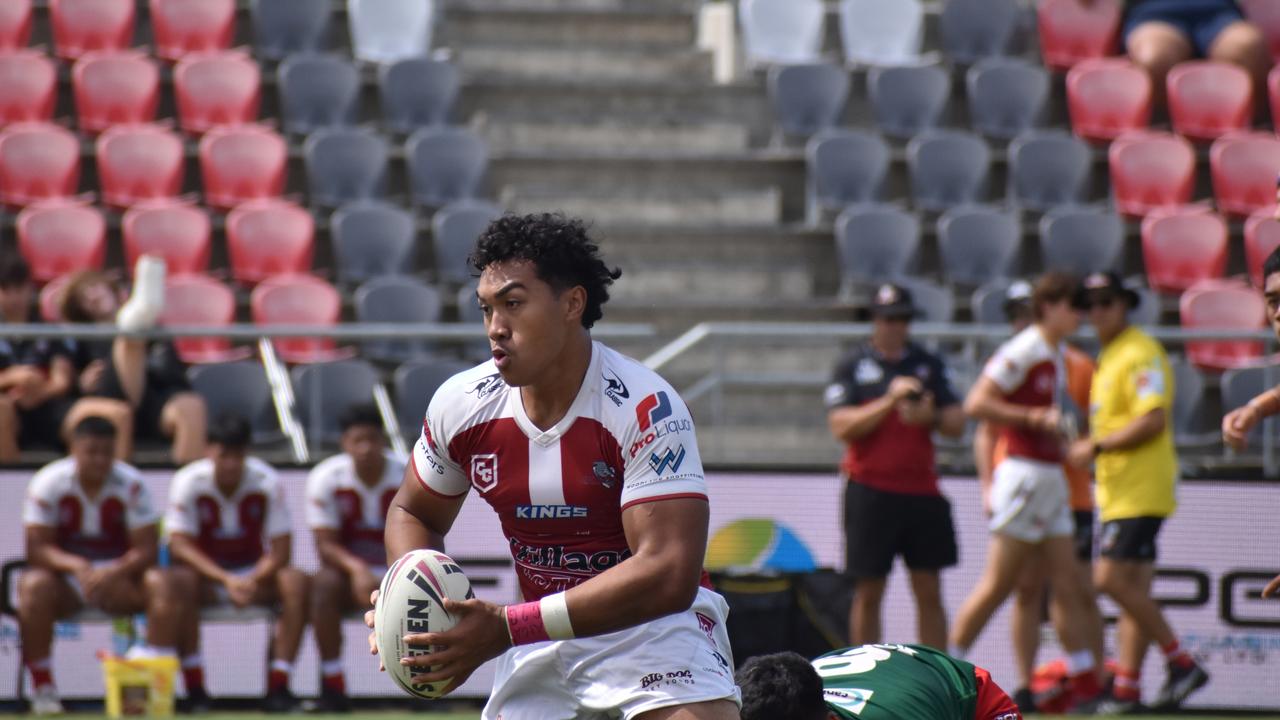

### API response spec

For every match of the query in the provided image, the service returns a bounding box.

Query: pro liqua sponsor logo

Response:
[628,417,693,458]
[514,504,589,520]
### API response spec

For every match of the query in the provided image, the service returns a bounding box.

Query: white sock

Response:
[321,659,343,677]
[949,645,968,661]
[117,255,166,332]
[181,654,203,669]
[1067,649,1096,675]
[270,659,292,674]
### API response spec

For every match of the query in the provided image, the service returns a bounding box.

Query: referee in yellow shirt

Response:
[1065,272,1208,713]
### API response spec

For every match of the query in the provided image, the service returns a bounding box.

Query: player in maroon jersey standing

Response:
[366,213,741,719]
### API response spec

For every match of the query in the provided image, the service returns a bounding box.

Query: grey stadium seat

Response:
[970,279,1016,325]
[838,0,927,67]
[1127,281,1162,326]
[348,0,436,64]
[394,359,470,441]
[331,201,416,285]
[739,0,825,66]
[379,58,459,134]
[1221,366,1280,445]
[188,361,279,442]
[251,0,333,61]
[1007,130,1092,211]
[907,130,991,211]
[896,277,955,323]
[940,0,1020,64]
[277,53,360,135]
[834,204,920,288]
[806,130,890,216]
[1170,357,1216,446]
[303,127,389,207]
[868,63,950,138]
[937,206,1020,286]
[1039,207,1123,275]
[406,127,488,208]
[966,57,1049,139]
[292,359,380,444]
[454,281,490,361]
[432,201,503,285]
[354,276,443,363]
[767,62,850,139]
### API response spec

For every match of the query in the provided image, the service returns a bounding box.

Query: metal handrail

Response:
[0,322,656,340]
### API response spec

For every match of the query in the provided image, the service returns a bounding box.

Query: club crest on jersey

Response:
[603,370,630,407]
[467,373,504,399]
[470,454,499,493]
[636,391,673,431]
[696,612,717,642]
[649,445,686,475]
[592,461,618,488]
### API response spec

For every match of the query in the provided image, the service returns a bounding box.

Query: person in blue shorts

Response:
[1100,0,1269,103]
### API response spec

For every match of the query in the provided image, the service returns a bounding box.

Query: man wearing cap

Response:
[973,279,1105,713]
[824,283,966,650]
[1066,272,1209,713]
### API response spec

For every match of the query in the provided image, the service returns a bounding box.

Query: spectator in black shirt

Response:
[0,257,78,461]
[60,261,206,463]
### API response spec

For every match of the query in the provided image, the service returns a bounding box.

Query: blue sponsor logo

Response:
[648,445,686,475]
[515,504,590,520]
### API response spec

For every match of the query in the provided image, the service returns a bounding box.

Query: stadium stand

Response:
[198,124,288,209]
[16,201,106,283]
[1065,58,1153,142]
[1140,207,1229,293]
[1180,280,1267,371]
[354,276,443,363]
[834,204,920,289]
[1210,131,1280,217]
[405,126,489,208]
[378,57,459,133]
[251,274,350,365]
[71,50,159,133]
[94,124,185,207]
[1108,131,1196,216]
[805,129,889,220]
[1240,0,1280,61]
[187,360,279,442]
[277,52,361,135]
[966,57,1050,139]
[303,127,390,207]
[172,50,262,134]
[896,276,955,323]
[938,0,1021,64]
[250,0,333,60]
[431,200,504,285]
[225,199,316,285]
[394,358,470,442]
[836,0,926,67]
[937,206,1020,286]
[291,359,379,443]
[738,0,824,66]
[767,62,850,140]
[0,0,32,50]
[868,62,951,138]
[0,122,80,207]
[1006,129,1092,211]
[1166,60,1254,141]
[149,0,236,60]
[906,129,991,211]
[49,0,134,60]
[347,0,436,64]
[0,51,56,125]
[159,275,249,365]
[330,201,416,286]
[1036,0,1122,71]
[1244,206,1280,287]
[1038,206,1124,275]
[121,200,212,276]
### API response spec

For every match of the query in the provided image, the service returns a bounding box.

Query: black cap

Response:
[1075,271,1140,309]
[870,283,917,319]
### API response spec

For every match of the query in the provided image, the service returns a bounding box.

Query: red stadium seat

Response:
[1166,61,1252,141]
[1036,0,1122,71]
[199,124,287,209]
[150,0,236,60]
[0,122,81,207]
[50,0,134,60]
[1267,65,1280,138]
[1210,131,1280,217]
[95,124,185,207]
[160,274,251,364]
[1180,280,1266,371]
[122,199,211,276]
[1239,0,1280,61]
[0,0,33,50]
[38,274,72,320]
[1244,206,1280,287]
[1066,58,1152,142]
[225,199,315,285]
[251,274,352,364]
[72,51,160,133]
[1107,131,1195,216]
[16,200,106,282]
[0,51,57,125]
[1140,207,1228,293]
[173,51,261,134]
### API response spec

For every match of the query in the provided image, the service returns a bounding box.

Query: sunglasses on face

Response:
[1082,295,1119,310]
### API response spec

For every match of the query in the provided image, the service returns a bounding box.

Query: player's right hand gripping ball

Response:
[374,549,475,699]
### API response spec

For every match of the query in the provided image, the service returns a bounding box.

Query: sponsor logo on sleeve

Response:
[648,445,686,475]
[636,392,673,431]
[604,370,630,407]
[467,373,504,399]
[470,454,499,493]
[824,382,847,407]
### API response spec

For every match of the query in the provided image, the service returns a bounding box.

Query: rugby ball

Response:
[375,549,475,699]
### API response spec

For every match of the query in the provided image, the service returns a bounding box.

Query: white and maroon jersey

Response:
[412,341,709,601]
[23,457,158,561]
[164,457,291,569]
[306,450,404,566]
[983,325,1066,463]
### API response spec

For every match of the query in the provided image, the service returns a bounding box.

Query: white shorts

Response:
[208,565,256,605]
[64,559,116,605]
[989,457,1074,542]
[482,587,741,720]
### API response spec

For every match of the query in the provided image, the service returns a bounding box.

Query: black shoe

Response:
[1092,691,1146,715]
[262,686,300,714]
[316,685,349,713]
[177,686,212,714]
[1012,687,1036,714]
[1154,661,1209,710]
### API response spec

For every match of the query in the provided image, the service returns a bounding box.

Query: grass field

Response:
[187,713,1280,720]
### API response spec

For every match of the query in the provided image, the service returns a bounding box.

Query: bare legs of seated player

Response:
[1127,20,1270,107]
[311,564,381,694]
[0,395,18,462]
[18,566,177,672]
[1010,549,1105,693]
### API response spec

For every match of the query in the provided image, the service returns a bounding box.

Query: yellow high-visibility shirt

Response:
[1090,326,1178,521]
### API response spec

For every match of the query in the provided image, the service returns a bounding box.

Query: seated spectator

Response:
[0,256,77,461]
[1106,0,1269,103]
[19,417,173,716]
[59,259,206,463]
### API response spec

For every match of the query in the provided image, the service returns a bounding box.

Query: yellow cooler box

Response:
[100,654,178,718]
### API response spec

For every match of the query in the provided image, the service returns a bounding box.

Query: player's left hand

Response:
[1264,573,1280,599]
[401,597,512,694]
[1065,438,1096,469]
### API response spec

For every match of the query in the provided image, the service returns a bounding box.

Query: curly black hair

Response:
[468,213,621,329]
[736,652,829,720]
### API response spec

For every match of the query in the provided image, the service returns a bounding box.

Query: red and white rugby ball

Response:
[375,549,475,699]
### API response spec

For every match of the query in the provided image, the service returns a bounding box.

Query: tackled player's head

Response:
[1263,245,1280,338]
[339,402,386,475]
[70,416,117,485]
[736,652,832,720]
[206,412,251,488]
[468,213,621,386]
